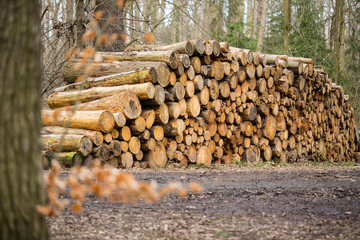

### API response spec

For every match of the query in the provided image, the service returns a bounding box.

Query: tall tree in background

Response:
[327,0,333,49]
[333,0,345,83]
[0,0,48,239]
[283,0,291,52]
[255,0,263,35]
[76,0,86,48]
[246,0,253,37]
[226,0,245,46]
[210,0,225,39]
[257,0,269,52]
[96,0,128,51]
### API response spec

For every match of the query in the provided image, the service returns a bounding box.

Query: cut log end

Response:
[146,142,167,168]
[196,146,212,167]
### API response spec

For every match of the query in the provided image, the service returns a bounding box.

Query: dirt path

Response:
[48,166,360,239]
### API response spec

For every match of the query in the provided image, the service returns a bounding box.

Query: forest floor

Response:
[48,164,360,240]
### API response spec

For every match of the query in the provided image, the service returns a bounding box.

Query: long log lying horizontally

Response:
[41,126,104,146]
[53,93,141,119]
[42,110,115,133]
[41,134,93,156]
[62,61,170,87]
[48,83,151,108]
[94,51,180,69]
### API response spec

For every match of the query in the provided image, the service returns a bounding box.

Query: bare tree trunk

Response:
[180,1,187,41]
[66,0,74,22]
[246,0,253,37]
[327,0,333,49]
[333,0,345,83]
[172,0,181,42]
[199,1,207,39]
[96,0,127,51]
[134,0,141,39]
[129,0,134,39]
[319,0,325,38]
[193,0,201,39]
[158,0,166,36]
[150,0,158,34]
[76,0,86,48]
[0,0,49,239]
[283,0,291,52]
[144,0,151,32]
[250,0,257,37]
[257,0,269,52]
[255,0,263,35]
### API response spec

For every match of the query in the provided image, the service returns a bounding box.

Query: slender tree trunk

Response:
[257,0,269,52]
[159,0,166,36]
[255,0,263,35]
[76,0,86,48]
[0,0,48,239]
[250,0,257,37]
[150,0,158,33]
[283,0,291,52]
[144,0,151,32]
[129,0,134,39]
[65,0,75,47]
[134,0,141,39]
[319,0,325,38]
[327,0,333,49]
[180,1,187,41]
[246,0,253,37]
[238,0,245,39]
[66,0,74,22]
[209,0,218,38]
[334,0,345,83]
[171,0,180,42]
[193,0,200,39]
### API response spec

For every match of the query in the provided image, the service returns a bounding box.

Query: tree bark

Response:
[42,110,115,133]
[95,0,127,51]
[0,0,49,238]
[283,0,291,52]
[333,0,345,83]
[246,0,254,37]
[48,85,146,111]
[56,93,141,120]
[76,0,86,49]
[256,0,269,52]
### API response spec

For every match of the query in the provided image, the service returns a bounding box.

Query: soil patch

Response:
[48,165,360,239]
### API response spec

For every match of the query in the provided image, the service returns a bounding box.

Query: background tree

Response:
[333,0,345,83]
[283,0,291,52]
[96,0,128,51]
[0,0,48,239]
[256,0,269,51]
[76,0,86,48]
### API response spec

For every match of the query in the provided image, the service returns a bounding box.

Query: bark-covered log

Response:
[53,92,141,120]
[48,84,151,110]
[41,134,93,156]
[41,126,104,146]
[95,50,180,69]
[42,110,115,133]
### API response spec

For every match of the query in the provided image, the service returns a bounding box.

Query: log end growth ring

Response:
[99,111,116,133]
[123,92,142,119]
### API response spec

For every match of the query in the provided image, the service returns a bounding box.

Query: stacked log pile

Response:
[41,39,360,168]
